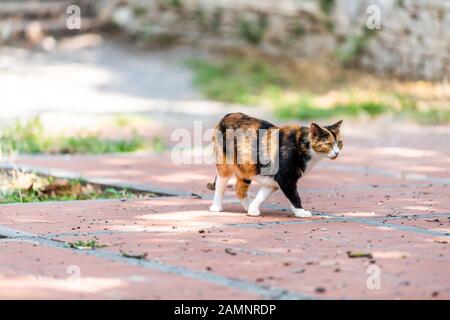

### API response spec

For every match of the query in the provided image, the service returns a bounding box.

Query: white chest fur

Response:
[303,150,326,176]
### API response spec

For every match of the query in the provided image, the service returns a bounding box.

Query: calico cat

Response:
[207,112,343,217]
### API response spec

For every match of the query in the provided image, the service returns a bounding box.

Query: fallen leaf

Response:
[292,268,305,274]
[346,251,373,259]
[120,250,148,260]
[315,287,326,293]
[225,248,237,256]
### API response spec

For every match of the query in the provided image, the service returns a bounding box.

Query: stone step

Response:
[0,17,102,44]
[0,1,104,43]
[0,1,74,18]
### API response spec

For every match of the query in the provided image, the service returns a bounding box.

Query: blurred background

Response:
[0,0,449,159]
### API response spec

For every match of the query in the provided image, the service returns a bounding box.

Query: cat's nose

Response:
[330,150,339,159]
[331,145,340,159]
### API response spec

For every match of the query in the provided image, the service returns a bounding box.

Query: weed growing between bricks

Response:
[0,169,158,204]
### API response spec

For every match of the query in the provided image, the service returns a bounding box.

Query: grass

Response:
[0,117,166,155]
[188,58,285,105]
[69,239,106,250]
[188,54,450,124]
[410,108,450,125]
[0,169,156,204]
[276,100,388,120]
[60,133,144,154]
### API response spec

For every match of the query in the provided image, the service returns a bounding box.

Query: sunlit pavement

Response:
[1,123,449,299]
[0,37,263,133]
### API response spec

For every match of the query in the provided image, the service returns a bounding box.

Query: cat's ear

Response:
[309,123,324,137]
[327,120,343,132]
[333,119,343,129]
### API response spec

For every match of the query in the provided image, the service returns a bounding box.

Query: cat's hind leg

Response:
[235,177,252,211]
[209,175,230,212]
[209,165,233,212]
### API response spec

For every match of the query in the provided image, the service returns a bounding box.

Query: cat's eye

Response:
[338,141,343,148]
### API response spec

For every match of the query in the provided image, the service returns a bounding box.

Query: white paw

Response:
[292,208,312,218]
[209,204,223,212]
[240,198,251,211]
[247,204,261,216]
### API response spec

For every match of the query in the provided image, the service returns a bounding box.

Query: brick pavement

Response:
[0,122,449,299]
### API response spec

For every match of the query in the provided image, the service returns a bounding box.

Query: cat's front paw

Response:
[247,205,261,216]
[209,204,223,212]
[292,208,312,218]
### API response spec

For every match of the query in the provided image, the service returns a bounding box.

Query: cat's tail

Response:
[206,176,216,191]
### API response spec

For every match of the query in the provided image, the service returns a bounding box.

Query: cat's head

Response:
[309,120,343,160]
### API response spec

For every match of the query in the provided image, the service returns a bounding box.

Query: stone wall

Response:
[103,0,335,57]
[99,0,450,81]
[333,0,450,81]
